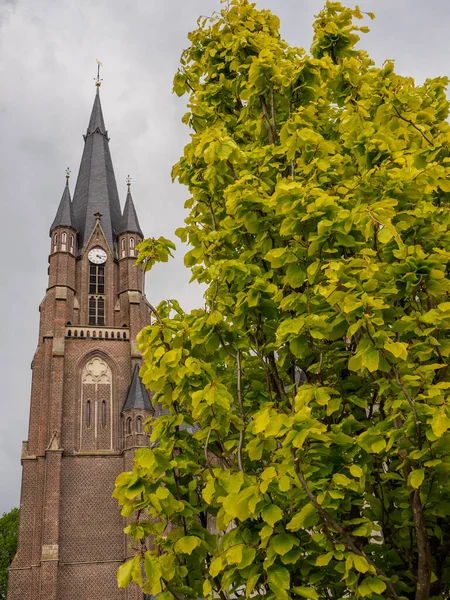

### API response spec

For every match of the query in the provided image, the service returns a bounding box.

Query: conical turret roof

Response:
[71,89,122,253]
[50,179,75,233]
[119,189,144,237]
[122,365,153,413]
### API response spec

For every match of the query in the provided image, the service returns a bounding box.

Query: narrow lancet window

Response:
[86,401,91,427]
[102,401,107,427]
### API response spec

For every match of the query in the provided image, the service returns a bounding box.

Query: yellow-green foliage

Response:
[115,2,450,598]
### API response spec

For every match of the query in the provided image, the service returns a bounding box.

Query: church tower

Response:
[8,81,153,600]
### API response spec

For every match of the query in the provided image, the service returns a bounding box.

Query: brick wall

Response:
[8,211,151,599]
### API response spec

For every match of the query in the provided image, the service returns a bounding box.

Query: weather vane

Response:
[65,167,71,181]
[94,58,103,87]
[126,174,132,190]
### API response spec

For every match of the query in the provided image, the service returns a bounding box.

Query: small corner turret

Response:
[117,176,143,260]
[50,168,77,256]
[122,365,153,450]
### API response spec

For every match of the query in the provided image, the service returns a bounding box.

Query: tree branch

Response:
[260,96,275,144]
[163,579,185,600]
[269,85,278,144]
[236,349,245,472]
[412,489,433,600]
[148,301,163,324]
[204,428,213,476]
[292,452,400,600]
[393,106,433,146]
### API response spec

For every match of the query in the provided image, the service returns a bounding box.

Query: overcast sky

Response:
[1,0,450,514]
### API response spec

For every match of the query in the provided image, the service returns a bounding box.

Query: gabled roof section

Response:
[119,190,144,237]
[122,365,153,413]
[50,180,75,233]
[71,89,122,254]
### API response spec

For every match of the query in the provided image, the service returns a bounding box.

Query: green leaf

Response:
[362,348,379,372]
[287,503,318,531]
[349,465,363,478]
[279,476,291,492]
[261,504,283,527]
[384,340,408,360]
[371,437,386,453]
[245,565,261,597]
[239,546,256,569]
[367,577,387,594]
[118,555,142,588]
[352,554,370,573]
[267,564,290,591]
[271,533,296,556]
[378,227,394,244]
[431,410,450,437]
[174,535,201,554]
[117,558,135,588]
[210,556,223,578]
[408,469,425,489]
[227,543,244,564]
[293,587,319,600]
[316,551,333,566]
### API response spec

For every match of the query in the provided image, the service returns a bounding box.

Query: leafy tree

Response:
[115,1,450,598]
[0,508,19,600]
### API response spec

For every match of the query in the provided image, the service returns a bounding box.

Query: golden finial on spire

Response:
[65,167,71,184]
[126,174,132,191]
[94,59,103,87]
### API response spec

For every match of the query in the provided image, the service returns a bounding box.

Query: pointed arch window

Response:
[136,416,143,433]
[53,233,58,252]
[130,237,135,256]
[61,231,67,251]
[70,235,74,253]
[121,238,126,258]
[80,357,113,451]
[127,417,132,435]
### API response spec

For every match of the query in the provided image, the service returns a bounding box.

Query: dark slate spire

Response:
[71,88,122,254]
[119,188,144,237]
[122,365,153,413]
[50,175,75,233]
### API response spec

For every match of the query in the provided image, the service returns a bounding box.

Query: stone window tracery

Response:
[80,357,113,451]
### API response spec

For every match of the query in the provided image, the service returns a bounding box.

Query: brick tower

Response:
[8,82,153,600]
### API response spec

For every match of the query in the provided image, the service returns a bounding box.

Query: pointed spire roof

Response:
[122,365,153,413]
[71,88,122,254]
[50,178,75,233]
[119,189,144,237]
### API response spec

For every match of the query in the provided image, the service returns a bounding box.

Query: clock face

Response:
[88,247,107,264]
